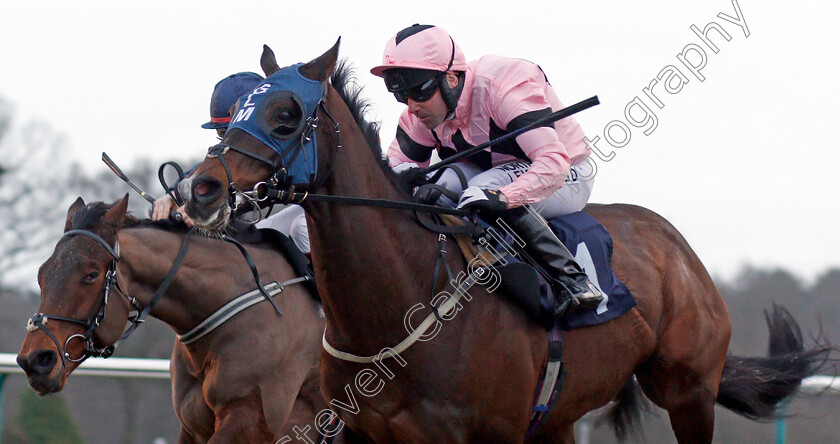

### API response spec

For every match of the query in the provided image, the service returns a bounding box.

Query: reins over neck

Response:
[212,109,477,238]
[27,227,197,373]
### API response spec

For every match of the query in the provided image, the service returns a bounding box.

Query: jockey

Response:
[370,24,603,314]
[152,72,264,225]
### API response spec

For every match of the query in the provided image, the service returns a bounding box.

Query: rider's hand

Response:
[393,163,429,192]
[175,205,195,227]
[153,195,195,227]
[456,186,509,214]
[152,195,177,221]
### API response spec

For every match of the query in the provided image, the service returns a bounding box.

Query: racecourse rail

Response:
[0,353,169,378]
[0,353,837,444]
[3,352,838,388]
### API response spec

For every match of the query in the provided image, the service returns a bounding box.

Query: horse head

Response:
[17,195,135,394]
[184,41,342,231]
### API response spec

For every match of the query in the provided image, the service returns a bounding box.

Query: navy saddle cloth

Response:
[481,210,635,330]
[547,211,635,330]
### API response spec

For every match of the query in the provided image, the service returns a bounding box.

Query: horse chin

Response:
[186,201,231,232]
[27,372,66,395]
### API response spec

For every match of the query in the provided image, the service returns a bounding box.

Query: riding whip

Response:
[420,95,600,174]
[101,152,182,221]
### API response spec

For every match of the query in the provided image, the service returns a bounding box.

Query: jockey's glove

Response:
[456,186,508,214]
[397,165,430,192]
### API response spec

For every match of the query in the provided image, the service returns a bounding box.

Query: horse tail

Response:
[602,377,651,441]
[716,303,833,420]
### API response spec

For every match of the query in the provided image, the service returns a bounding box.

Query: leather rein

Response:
[27,227,196,374]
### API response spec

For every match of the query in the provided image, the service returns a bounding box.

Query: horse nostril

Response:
[192,178,223,205]
[32,350,58,375]
[18,350,57,376]
[16,354,31,374]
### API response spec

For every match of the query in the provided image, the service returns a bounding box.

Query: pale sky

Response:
[2,0,838,283]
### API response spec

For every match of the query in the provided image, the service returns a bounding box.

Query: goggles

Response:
[390,76,440,104]
[384,68,442,104]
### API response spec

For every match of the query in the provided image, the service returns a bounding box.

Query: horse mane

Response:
[70,200,189,232]
[330,60,410,196]
[122,215,191,232]
[330,59,381,155]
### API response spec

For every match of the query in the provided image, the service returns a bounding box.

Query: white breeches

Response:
[255,159,594,252]
[255,205,310,254]
[435,160,595,219]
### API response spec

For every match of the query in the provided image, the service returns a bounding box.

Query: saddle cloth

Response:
[442,210,635,330]
[549,211,635,330]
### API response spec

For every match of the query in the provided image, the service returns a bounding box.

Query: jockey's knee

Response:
[434,168,468,194]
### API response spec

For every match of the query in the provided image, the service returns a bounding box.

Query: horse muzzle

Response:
[17,350,65,394]
[184,176,231,231]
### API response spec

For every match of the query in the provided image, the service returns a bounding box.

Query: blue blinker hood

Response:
[227,63,324,185]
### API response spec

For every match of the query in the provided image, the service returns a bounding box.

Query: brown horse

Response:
[181,42,830,443]
[17,196,339,444]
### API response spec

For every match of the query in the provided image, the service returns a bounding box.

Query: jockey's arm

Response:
[386,110,437,169]
[491,79,574,209]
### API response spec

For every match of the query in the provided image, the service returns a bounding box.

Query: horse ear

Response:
[101,193,129,228]
[299,37,340,82]
[261,45,281,77]
[64,197,86,232]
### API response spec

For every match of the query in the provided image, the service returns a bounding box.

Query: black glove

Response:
[397,167,430,192]
[456,186,508,214]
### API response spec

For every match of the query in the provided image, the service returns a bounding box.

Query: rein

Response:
[27,227,196,373]
[27,224,296,372]
[209,101,473,227]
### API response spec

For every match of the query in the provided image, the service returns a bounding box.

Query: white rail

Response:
[0,353,170,379]
[3,352,838,386]
[798,375,840,393]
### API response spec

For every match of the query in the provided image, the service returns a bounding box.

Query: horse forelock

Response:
[71,202,114,230]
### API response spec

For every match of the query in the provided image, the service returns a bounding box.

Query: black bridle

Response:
[26,227,196,374]
[206,100,342,217]
[206,96,475,242]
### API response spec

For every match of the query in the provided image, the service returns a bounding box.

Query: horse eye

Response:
[83,271,100,283]
[272,107,303,138]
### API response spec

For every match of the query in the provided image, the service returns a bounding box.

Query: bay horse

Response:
[17,196,340,444]
[181,41,830,443]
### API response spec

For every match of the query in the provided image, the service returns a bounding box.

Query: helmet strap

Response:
[440,71,465,119]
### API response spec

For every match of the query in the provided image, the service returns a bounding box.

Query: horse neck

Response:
[116,228,220,335]
[303,102,445,347]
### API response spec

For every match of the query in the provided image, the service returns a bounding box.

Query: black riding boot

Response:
[499,207,604,317]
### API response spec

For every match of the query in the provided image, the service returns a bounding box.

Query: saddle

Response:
[439,214,557,330]
[438,211,636,331]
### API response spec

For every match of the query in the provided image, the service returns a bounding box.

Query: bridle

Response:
[206,99,343,220]
[26,229,135,373]
[205,95,475,230]
[26,227,196,374]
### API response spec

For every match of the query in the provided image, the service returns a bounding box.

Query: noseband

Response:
[27,227,197,374]
[26,229,136,373]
